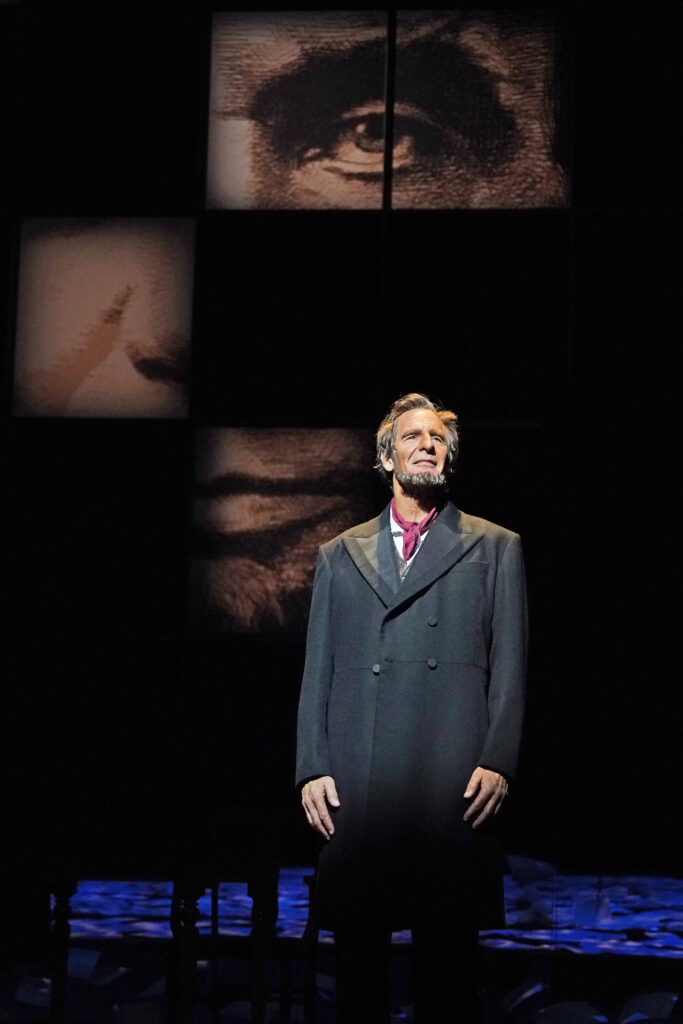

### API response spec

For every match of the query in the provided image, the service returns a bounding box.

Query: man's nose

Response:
[420,433,435,451]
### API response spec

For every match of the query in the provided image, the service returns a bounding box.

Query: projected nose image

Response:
[13,219,195,418]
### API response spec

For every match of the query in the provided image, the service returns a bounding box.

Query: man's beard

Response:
[394,469,448,501]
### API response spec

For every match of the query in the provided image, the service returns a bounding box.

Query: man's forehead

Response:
[395,408,445,434]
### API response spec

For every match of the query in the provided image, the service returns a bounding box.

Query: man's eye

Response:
[338,113,386,156]
[392,107,453,169]
[299,103,451,178]
[300,112,386,174]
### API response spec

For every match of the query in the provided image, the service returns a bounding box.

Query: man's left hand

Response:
[463,767,508,829]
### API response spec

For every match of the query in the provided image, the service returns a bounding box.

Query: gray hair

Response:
[375,393,459,489]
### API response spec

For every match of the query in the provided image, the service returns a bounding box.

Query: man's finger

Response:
[463,785,492,821]
[463,798,485,822]
[315,810,334,836]
[311,794,335,834]
[464,780,505,822]
[463,768,483,799]
[303,799,331,839]
[324,780,341,807]
[469,784,508,828]
[302,792,334,839]
[471,794,499,829]
[301,776,339,839]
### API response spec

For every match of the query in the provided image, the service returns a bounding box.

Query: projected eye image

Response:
[190,428,376,634]
[392,11,567,209]
[206,10,567,210]
[206,11,387,210]
[13,219,195,418]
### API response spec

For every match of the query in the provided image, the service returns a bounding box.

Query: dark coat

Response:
[295,501,527,929]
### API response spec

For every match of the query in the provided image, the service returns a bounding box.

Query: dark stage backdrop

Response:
[1,0,679,895]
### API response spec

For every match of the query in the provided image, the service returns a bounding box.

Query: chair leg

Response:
[302,874,318,1024]
[249,869,277,1024]
[168,879,203,1024]
[279,951,293,1022]
[210,882,220,1024]
[50,879,76,1024]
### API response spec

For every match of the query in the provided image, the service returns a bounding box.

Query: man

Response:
[296,393,527,1023]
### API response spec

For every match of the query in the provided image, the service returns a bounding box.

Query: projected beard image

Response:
[191,428,376,634]
[206,10,567,210]
[13,219,195,418]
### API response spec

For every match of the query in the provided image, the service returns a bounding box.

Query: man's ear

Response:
[380,454,394,473]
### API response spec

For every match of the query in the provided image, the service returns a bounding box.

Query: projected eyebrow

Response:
[249,40,387,165]
[395,40,519,166]
[249,37,519,172]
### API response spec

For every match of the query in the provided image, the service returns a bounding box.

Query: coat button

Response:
[427,616,437,626]
[372,664,381,675]
[427,658,437,670]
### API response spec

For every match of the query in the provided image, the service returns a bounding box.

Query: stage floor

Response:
[66,859,683,960]
[4,860,682,1023]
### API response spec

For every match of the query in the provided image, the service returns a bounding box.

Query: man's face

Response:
[381,408,449,479]
[206,11,567,210]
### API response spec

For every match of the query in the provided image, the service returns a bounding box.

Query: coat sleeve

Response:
[295,545,335,788]
[477,533,528,781]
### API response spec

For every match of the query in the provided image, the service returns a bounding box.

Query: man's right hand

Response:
[301,776,340,840]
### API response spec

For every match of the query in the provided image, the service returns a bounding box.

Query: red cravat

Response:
[390,499,438,562]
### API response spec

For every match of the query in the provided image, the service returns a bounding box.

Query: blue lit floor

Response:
[67,861,683,959]
[5,861,683,1023]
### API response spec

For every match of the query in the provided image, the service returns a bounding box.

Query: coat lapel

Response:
[387,502,484,611]
[342,507,398,608]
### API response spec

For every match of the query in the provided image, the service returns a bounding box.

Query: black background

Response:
[1,1,679,886]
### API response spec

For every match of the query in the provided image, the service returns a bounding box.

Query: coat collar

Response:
[341,507,397,607]
[342,502,484,610]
